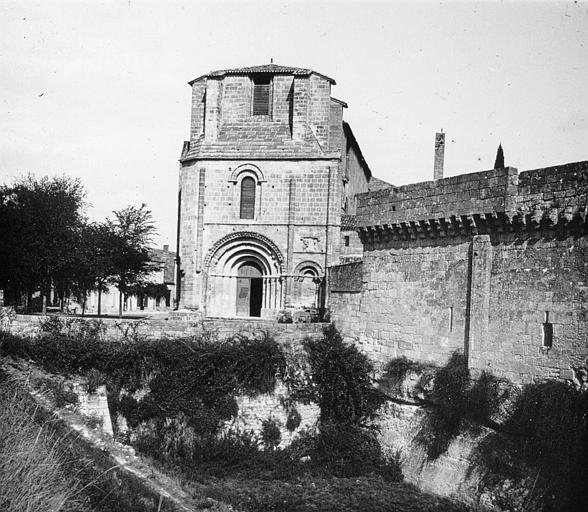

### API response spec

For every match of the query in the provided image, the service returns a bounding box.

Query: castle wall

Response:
[331,161,588,385]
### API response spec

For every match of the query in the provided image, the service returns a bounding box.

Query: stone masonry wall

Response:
[179,158,343,312]
[331,238,471,367]
[179,66,374,318]
[331,161,588,385]
[8,314,328,345]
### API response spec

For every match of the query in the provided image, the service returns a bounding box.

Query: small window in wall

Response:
[252,75,271,116]
[542,311,553,348]
[240,177,256,219]
[344,236,350,247]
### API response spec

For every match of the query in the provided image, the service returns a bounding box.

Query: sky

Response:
[1,0,587,247]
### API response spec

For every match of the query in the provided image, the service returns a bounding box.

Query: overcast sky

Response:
[1,0,587,247]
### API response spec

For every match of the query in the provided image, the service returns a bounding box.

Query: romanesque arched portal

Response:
[203,232,285,318]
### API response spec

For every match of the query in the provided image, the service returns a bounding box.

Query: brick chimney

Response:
[434,131,445,180]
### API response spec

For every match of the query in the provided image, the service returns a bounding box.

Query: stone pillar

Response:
[466,235,492,368]
[196,168,206,311]
[285,179,296,307]
[195,169,206,273]
[190,80,206,141]
[204,78,222,142]
[292,77,309,142]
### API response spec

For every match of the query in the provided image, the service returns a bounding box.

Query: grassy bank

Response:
[0,371,90,512]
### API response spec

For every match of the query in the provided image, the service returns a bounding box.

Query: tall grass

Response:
[0,374,87,512]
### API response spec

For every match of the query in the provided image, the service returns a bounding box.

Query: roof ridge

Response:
[189,63,336,85]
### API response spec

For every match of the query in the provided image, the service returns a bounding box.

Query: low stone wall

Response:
[224,380,319,447]
[8,313,328,345]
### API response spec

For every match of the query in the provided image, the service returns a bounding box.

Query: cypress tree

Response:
[494,144,505,169]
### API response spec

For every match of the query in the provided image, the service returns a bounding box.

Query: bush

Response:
[285,407,302,432]
[468,371,519,425]
[471,381,588,512]
[0,331,32,359]
[33,376,79,408]
[389,352,588,511]
[84,368,107,394]
[303,324,385,426]
[159,413,197,462]
[414,351,470,459]
[261,418,282,450]
[287,423,403,480]
[191,429,261,474]
[381,355,436,399]
[314,422,383,476]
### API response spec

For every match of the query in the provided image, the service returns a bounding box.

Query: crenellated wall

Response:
[331,161,588,385]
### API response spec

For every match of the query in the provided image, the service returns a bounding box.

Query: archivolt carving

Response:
[203,231,285,273]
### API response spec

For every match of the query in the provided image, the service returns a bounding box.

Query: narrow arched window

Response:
[240,177,256,219]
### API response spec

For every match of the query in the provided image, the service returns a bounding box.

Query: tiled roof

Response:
[342,122,371,179]
[180,122,342,161]
[189,63,336,85]
[341,214,357,230]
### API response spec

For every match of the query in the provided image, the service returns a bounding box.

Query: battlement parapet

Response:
[357,161,588,240]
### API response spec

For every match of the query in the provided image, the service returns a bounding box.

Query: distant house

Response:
[84,245,176,315]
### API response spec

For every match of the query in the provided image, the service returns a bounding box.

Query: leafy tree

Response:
[0,175,86,311]
[494,143,505,169]
[107,204,158,317]
[69,222,121,316]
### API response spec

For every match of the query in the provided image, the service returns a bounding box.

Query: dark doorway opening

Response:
[236,261,263,317]
[250,277,263,317]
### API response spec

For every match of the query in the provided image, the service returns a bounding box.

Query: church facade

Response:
[176,64,380,318]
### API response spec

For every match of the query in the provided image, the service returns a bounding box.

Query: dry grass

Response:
[0,374,88,512]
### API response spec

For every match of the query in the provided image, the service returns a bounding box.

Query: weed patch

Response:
[0,373,88,512]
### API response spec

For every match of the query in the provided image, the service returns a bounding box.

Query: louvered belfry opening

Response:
[240,177,256,219]
[252,74,271,116]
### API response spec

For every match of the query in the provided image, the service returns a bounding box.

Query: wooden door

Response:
[236,277,250,316]
[236,262,262,317]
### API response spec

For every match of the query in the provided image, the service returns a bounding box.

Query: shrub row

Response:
[1,321,402,486]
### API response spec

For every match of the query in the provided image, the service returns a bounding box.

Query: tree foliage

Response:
[0,175,86,308]
[494,143,505,169]
[106,204,158,316]
[0,175,158,313]
[303,324,385,426]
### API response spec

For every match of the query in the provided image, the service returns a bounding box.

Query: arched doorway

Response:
[204,232,285,318]
[291,261,324,308]
[236,261,263,317]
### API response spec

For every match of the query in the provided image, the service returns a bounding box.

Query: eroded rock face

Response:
[374,400,487,505]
